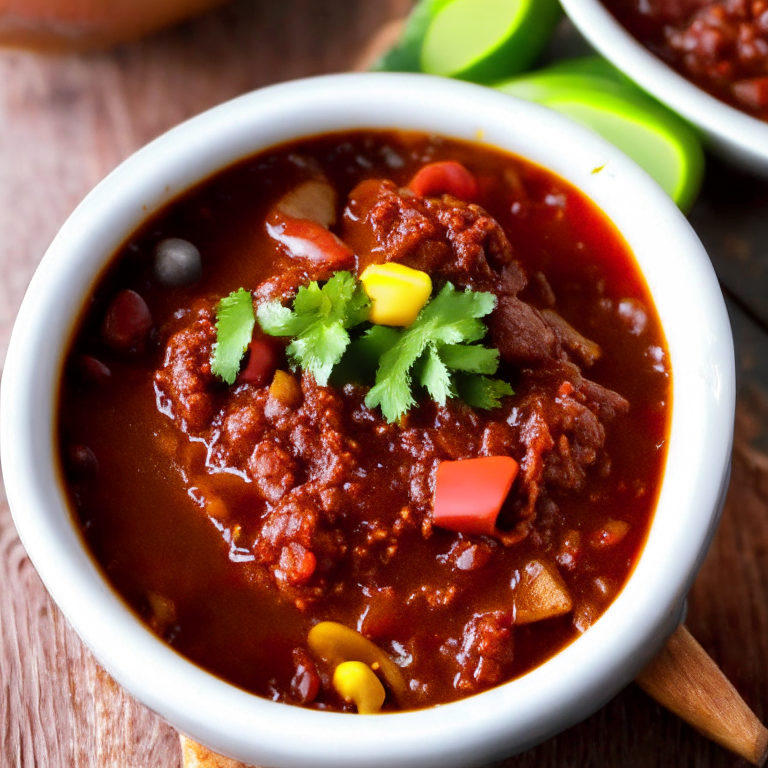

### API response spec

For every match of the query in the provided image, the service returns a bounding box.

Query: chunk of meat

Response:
[154,306,216,431]
[253,487,345,589]
[452,612,514,692]
[489,296,558,366]
[540,309,602,368]
[248,440,298,503]
[342,179,520,292]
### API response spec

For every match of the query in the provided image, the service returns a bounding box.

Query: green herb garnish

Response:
[454,374,515,410]
[219,273,514,421]
[365,282,512,423]
[257,271,370,386]
[211,288,256,385]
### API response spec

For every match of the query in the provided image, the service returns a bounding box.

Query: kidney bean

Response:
[101,290,153,351]
[238,337,280,387]
[65,444,98,478]
[78,355,112,385]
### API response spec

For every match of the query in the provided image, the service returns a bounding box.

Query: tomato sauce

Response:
[57,131,671,711]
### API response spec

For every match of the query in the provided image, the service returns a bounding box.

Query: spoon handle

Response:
[636,624,768,766]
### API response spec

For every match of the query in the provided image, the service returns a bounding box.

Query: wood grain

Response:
[2,3,768,767]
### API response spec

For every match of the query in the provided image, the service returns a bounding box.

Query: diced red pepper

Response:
[238,336,280,387]
[266,213,355,270]
[408,161,478,201]
[101,289,153,351]
[432,456,519,536]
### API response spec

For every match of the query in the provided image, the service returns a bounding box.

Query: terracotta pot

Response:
[0,0,229,51]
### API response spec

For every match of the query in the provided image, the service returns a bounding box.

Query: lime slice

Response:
[420,0,561,82]
[497,68,705,212]
[541,55,628,84]
[372,0,454,72]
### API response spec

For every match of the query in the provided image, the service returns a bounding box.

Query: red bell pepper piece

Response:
[267,213,355,270]
[433,456,519,536]
[408,161,478,201]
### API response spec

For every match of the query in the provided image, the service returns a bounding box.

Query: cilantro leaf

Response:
[439,344,500,374]
[455,374,515,410]
[256,300,311,337]
[333,325,401,386]
[287,322,349,386]
[211,288,256,385]
[418,346,455,405]
[365,282,497,422]
[257,271,370,386]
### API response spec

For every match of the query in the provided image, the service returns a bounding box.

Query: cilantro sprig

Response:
[365,282,512,422]
[257,271,370,386]
[211,288,256,385]
[212,273,514,422]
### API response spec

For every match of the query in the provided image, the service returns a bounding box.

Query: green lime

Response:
[372,0,454,72]
[420,0,561,82]
[497,67,705,212]
[541,55,628,84]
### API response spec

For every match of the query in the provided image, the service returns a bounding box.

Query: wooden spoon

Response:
[636,625,768,766]
[179,624,768,768]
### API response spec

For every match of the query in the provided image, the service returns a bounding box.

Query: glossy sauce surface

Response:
[57,131,670,711]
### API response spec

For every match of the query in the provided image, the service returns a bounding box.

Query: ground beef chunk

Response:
[155,305,216,432]
[253,487,345,588]
[449,611,514,693]
[342,179,523,294]
[248,440,298,503]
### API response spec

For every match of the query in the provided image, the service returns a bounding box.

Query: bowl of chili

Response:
[561,0,768,178]
[0,73,735,767]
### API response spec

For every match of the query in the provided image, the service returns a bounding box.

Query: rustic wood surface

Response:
[2,2,768,766]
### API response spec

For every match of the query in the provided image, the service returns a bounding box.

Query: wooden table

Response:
[2,2,767,766]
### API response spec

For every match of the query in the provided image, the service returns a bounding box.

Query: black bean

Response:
[153,238,202,287]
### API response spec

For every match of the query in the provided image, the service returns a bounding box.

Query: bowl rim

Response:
[560,0,768,174]
[0,72,735,768]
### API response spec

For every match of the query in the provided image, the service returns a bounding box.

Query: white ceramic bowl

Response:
[0,73,734,767]
[561,0,768,178]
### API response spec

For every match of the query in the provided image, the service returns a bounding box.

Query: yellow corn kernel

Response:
[333,661,386,714]
[360,263,432,327]
[307,621,406,701]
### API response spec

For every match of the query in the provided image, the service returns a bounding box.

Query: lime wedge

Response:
[541,55,628,84]
[497,66,705,212]
[420,0,561,82]
[372,0,454,72]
